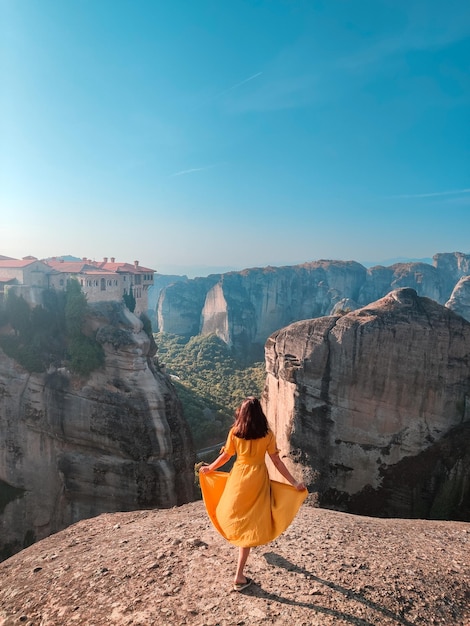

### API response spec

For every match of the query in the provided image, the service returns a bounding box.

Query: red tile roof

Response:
[0,257,155,275]
[45,261,89,273]
[93,261,155,273]
[45,260,115,274]
[0,259,44,268]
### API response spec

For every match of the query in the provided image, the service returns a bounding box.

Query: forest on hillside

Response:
[155,332,266,449]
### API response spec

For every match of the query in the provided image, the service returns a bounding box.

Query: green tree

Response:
[123,286,136,312]
[5,292,31,337]
[65,279,87,336]
[140,312,153,338]
[68,335,104,376]
[64,279,104,376]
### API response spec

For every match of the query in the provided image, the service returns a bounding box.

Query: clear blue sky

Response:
[1,0,469,276]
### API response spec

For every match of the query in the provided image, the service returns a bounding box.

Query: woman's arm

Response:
[269,453,306,491]
[199,451,232,474]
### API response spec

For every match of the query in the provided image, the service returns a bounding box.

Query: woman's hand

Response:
[198,451,231,475]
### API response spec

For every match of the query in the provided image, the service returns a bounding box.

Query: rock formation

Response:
[158,261,367,358]
[263,288,470,520]
[146,273,188,326]
[434,251,470,300]
[0,302,195,561]
[157,275,220,337]
[446,275,470,322]
[357,261,443,305]
[156,252,470,358]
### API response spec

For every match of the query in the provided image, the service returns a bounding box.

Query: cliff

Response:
[446,275,470,320]
[0,302,195,561]
[263,288,470,520]
[0,501,469,625]
[157,275,220,337]
[156,252,470,358]
[158,261,367,358]
[146,273,188,327]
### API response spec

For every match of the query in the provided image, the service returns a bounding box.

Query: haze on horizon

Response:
[1,0,469,277]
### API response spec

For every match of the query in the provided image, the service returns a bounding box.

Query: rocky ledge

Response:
[0,500,469,626]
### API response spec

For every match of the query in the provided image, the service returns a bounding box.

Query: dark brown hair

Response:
[233,396,269,440]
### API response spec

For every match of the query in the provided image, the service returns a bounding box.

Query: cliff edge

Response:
[0,501,469,625]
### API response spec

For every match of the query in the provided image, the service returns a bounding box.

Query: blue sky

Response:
[1,0,469,277]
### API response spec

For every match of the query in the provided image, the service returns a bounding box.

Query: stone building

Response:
[0,256,155,315]
[46,260,125,306]
[90,257,155,315]
[0,258,52,306]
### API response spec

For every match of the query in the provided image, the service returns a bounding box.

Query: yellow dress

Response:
[199,428,308,547]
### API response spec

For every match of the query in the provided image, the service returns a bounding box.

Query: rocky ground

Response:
[0,498,469,626]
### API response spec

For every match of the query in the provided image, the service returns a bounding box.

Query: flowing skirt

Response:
[200,464,307,547]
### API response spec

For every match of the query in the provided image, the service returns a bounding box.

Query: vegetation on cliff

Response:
[64,280,105,375]
[155,332,265,448]
[0,280,104,376]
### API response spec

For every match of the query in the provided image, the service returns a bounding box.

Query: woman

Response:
[199,396,307,591]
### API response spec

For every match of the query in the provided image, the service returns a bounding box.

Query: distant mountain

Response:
[156,264,242,278]
[156,252,470,359]
[45,255,82,262]
[360,257,433,268]
[159,258,446,278]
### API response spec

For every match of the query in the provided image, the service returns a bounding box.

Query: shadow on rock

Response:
[257,552,415,626]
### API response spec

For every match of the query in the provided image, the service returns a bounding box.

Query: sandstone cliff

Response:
[158,261,367,358]
[434,251,470,300]
[0,302,195,561]
[446,275,470,321]
[146,273,188,327]
[156,252,470,357]
[1,502,469,625]
[263,288,470,520]
[157,275,220,337]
